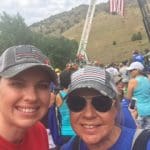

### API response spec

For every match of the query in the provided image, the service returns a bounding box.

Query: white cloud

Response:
[0,0,108,26]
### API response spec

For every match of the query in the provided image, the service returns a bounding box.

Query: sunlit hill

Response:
[30,0,150,64]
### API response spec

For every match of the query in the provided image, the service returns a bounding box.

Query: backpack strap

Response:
[131,129,143,149]
[48,103,63,146]
[59,91,67,102]
[72,136,80,150]
[132,129,150,150]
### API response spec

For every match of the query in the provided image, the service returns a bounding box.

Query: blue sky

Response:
[0,0,108,25]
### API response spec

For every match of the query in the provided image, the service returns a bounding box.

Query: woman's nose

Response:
[82,101,97,118]
[24,86,38,102]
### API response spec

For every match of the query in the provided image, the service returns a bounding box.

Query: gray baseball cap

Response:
[68,65,117,99]
[0,45,56,82]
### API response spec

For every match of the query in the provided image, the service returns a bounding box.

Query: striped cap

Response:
[68,65,117,99]
[0,45,56,82]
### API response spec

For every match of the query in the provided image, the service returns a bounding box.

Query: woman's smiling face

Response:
[69,88,118,146]
[0,67,51,129]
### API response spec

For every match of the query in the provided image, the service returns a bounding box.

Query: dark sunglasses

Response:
[67,95,113,112]
[129,69,137,72]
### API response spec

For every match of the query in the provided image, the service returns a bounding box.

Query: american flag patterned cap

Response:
[68,65,117,99]
[0,45,56,82]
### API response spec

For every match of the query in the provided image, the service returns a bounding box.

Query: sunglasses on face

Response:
[129,69,137,72]
[67,95,113,112]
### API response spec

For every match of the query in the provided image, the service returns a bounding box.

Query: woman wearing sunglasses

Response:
[127,61,150,129]
[61,65,150,150]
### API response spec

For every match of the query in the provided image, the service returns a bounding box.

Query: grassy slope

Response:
[63,6,150,64]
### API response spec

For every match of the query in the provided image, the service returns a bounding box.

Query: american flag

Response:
[110,0,124,16]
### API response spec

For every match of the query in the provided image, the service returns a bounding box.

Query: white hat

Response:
[113,75,122,84]
[127,62,144,71]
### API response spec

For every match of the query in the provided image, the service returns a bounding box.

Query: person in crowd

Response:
[41,70,59,150]
[113,75,124,101]
[122,77,129,97]
[119,60,129,81]
[0,45,56,150]
[61,65,150,150]
[127,61,150,129]
[132,50,144,64]
[55,69,76,143]
[55,68,61,77]
[41,84,57,150]
[65,63,78,71]
[106,62,119,77]
[54,68,61,85]
[114,75,137,129]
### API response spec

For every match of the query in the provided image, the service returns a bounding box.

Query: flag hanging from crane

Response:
[110,0,124,16]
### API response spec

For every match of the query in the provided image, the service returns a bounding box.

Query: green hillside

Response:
[63,6,150,64]
[30,0,150,64]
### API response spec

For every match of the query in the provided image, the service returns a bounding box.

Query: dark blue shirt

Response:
[61,127,150,150]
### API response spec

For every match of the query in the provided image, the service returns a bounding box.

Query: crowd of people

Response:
[0,44,150,150]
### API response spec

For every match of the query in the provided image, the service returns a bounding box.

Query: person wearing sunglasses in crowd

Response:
[0,45,56,150]
[61,65,150,150]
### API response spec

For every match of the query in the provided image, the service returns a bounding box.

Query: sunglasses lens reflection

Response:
[67,95,86,112]
[92,96,113,112]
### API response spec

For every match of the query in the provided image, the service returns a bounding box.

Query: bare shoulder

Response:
[128,79,137,87]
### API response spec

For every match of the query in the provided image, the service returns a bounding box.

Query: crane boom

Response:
[77,0,96,64]
[137,0,150,41]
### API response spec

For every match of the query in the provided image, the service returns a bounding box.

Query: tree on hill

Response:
[0,12,32,51]
[0,12,78,69]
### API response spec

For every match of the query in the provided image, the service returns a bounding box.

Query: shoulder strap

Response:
[131,129,143,149]
[72,136,80,150]
[59,91,67,101]
[132,129,150,150]
[48,103,63,146]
